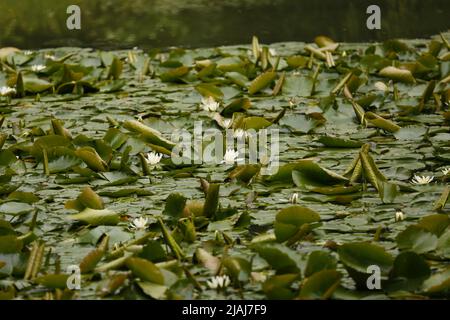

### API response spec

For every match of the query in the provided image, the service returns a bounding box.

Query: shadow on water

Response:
[0,0,449,49]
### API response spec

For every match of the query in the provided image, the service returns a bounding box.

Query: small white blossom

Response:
[129,217,148,231]
[44,54,56,61]
[146,152,163,165]
[395,211,405,222]
[23,50,33,55]
[207,275,231,289]
[31,64,46,72]
[0,86,16,96]
[442,167,450,176]
[213,113,233,129]
[411,175,434,185]
[233,129,247,139]
[290,193,299,204]
[201,96,220,112]
[222,149,241,165]
[221,118,233,129]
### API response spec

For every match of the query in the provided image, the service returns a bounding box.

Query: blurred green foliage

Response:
[0,0,448,49]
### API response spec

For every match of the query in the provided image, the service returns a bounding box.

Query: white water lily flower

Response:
[44,53,56,60]
[0,86,16,96]
[221,118,233,129]
[233,129,247,139]
[222,149,241,165]
[130,217,148,231]
[213,113,233,129]
[411,175,434,185]
[201,96,220,112]
[442,167,450,176]
[290,193,299,204]
[207,275,231,289]
[395,211,405,222]
[146,152,163,165]
[31,64,46,72]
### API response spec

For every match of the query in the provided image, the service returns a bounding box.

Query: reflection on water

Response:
[0,0,449,49]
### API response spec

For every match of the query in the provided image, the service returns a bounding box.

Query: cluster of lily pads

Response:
[0,32,449,300]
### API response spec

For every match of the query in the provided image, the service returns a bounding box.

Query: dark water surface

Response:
[0,0,449,49]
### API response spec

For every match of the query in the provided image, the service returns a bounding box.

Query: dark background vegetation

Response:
[0,0,449,49]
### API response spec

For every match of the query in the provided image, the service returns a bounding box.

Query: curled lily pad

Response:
[291,160,348,188]
[75,147,108,172]
[123,120,175,150]
[248,71,277,95]
[379,66,415,84]
[274,205,320,242]
[65,187,104,211]
[163,193,187,219]
[34,274,69,289]
[67,208,120,226]
[126,257,164,285]
[79,235,109,273]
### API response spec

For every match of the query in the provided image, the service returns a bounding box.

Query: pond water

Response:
[0,0,449,49]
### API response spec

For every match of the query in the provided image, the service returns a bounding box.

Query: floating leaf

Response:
[365,112,400,133]
[126,257,164,284]
[248,71,277,95]
[422,268,450,294]
[67,208,120,226]
[34,274,70,289]
[338,242,393,288]
[75,147,108,172]
[221,98,251,117]
[396,226,438,254]
[0,235,23,253]
[304,251,337,277]
[65,187,104,211]
[223,257,251,282]
[79,235,109,273]
[379,66,415,84]
[254,243,301,274]
[195,83,223,100]
[298,270,341,300]
[263,273,299,300]
[317,136,363,148]
[274,206,320,242]
[291,160,348,188]
[203,183,220,218]
[123,120,175,150]
[163,193,187,219]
